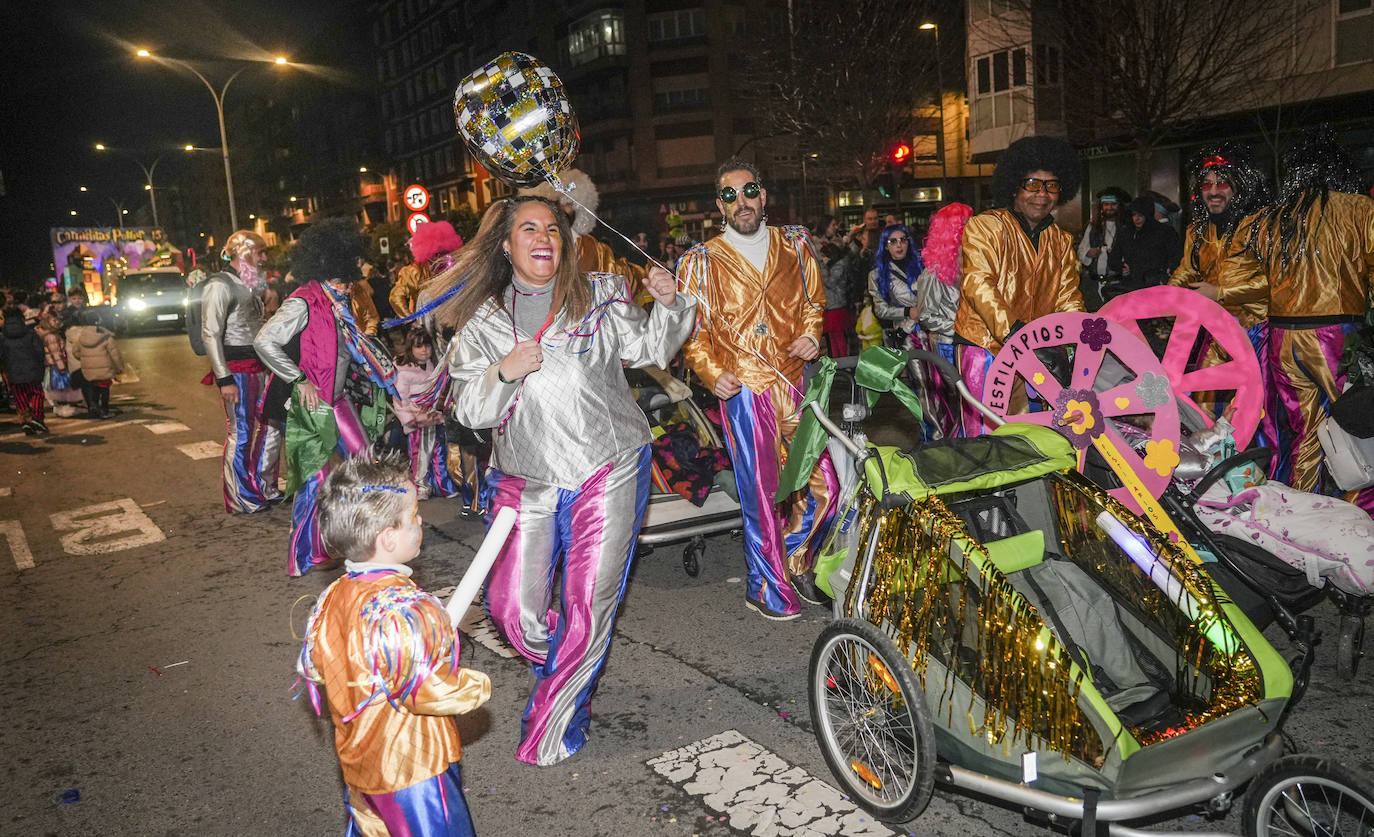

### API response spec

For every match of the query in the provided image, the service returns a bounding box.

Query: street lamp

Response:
[920,22,950,197]
[93,142,194,228]
[78,185,131,231]
[135,49,290,230]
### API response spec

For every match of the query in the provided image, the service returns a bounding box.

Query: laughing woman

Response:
[426,196,696,766]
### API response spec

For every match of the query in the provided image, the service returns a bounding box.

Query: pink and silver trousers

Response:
[221,370,281,514]
[482,445,651,765]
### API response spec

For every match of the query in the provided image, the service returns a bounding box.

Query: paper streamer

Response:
[446,506,517,624]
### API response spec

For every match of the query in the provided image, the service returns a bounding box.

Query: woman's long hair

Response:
[874,224,921,302]
[425,196,589,333]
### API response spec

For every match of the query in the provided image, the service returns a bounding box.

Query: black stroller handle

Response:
[1192,446,1275,499]
[906,347,962,388]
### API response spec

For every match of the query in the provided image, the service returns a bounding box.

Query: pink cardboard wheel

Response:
[988,313,1180,514]
[1099,285,1262,449]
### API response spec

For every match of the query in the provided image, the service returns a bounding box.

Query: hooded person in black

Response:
[1105,195,1182,300]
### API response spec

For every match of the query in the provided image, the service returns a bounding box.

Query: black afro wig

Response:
[1280,125,1364,200]
[292,217,365,284]
[991,135,1082,207]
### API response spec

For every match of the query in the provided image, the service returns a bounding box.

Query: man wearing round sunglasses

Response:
[679,157,836,621]
[951,135,1085,436]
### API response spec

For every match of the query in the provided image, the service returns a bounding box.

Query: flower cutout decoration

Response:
[1135,372,1171,408]
[1053,388,1103,450]
[1079,317,1113,352]
[1144,438,1181,477]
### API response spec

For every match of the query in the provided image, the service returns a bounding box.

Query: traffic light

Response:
[875,172,898,199]
[891,143,912,165]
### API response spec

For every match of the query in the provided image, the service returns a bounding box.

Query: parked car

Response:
[113,267,187,334]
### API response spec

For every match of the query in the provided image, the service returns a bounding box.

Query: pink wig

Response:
[409,221,464,264]
[920,202,974,286]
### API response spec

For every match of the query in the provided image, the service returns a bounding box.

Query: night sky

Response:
[0,0,367,289]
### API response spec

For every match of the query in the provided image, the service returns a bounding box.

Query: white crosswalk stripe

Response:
[648,729,898,836]
[177,441,223,460]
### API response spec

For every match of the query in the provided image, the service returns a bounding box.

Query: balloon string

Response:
[547,174,806,405]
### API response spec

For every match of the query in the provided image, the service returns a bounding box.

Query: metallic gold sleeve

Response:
[389,263,427,318]
[407,665,492,717]
[351,280,380,335]
[1167,227,1203,288]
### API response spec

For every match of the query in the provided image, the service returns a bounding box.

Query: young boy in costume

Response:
[298,455,491,836]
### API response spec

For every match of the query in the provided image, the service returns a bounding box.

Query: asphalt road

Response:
[2,333,1371,837]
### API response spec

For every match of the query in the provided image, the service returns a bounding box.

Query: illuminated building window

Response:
[568,10,626,67]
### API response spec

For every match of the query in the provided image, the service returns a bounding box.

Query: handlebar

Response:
[1192,445,1274,498]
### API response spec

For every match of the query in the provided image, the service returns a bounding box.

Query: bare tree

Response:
[997,0,1326,191]
[741,0,951,190]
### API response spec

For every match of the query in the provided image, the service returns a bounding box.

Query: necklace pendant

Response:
[754,322,768,335]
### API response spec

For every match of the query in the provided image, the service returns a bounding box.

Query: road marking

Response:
[0,418,143,440]
[111,394,137,402]
[1,520,34,570]
[177,441,223,460]
[0,487,11,497]
[50,498,167,555]
[648,729,897,836]
[430,586,520,659]
[142,420,191,434]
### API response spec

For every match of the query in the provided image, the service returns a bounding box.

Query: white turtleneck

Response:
[722,222,770,273]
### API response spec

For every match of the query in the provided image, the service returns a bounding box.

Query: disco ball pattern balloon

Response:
[453,52,580,187]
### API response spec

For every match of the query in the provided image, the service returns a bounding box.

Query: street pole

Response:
[136,158,163,228]
[922,23,951,199]
[138,50,281,232]
[173,62,249,231]
[109,199,126,233]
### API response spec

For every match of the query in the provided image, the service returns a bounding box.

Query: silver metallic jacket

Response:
[448,274,696,489]
[253,296,351,399]
[202,270,265,381]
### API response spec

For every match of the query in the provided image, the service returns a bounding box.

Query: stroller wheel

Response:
[1241,754,1374,837]
[1337,613,1366,680]
[808,618,936,823]
[682,540,704,578]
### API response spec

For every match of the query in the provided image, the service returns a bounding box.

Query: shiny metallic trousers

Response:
[288,400,370,577]
[221,370,281,514]
[482,446,651,766]
[344,761,475,837]
[1269,322,1374,512]
[721,386,838,616]
[407,423,459,499]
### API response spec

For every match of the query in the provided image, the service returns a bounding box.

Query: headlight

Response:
[127,298,148,311]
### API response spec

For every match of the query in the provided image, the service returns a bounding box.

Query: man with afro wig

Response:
[952,135,1085,435]
[256,217,400,576]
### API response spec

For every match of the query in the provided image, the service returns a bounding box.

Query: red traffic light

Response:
[891,144,911,164]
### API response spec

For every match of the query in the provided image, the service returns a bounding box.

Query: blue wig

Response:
[874,224,922,304]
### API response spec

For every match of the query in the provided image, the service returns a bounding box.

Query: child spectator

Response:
[298,454,490,836]
[37,296,83,417]
[0,306,49,434]
[392,329,459,500]
[65,308,124,419]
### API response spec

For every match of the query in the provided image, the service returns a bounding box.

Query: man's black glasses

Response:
[718,181,761,203]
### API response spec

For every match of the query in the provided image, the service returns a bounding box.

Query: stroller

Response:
[793,347,1374,834]
[624,367,741,577]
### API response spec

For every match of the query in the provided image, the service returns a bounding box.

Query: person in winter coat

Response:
[0,306,49,433]
[65,308,124,419]
[1105,195,1182,301]
[36,298,83,417]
